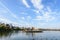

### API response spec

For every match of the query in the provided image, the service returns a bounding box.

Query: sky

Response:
[0,0,60,28]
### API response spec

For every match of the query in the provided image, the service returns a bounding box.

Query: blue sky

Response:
[0,0,60,28]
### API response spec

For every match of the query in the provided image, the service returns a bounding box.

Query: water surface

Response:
[0,31,60,40]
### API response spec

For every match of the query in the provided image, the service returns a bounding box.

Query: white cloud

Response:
[0,9,7,14]
[11,13,19,19]
[33,10,40,13]
[0,1,31,26]
[0,1,21,26]
[47,6,51,12]
[21,0,56,23]
[34,10,55,22]
[21,12,28,15]
[22,0,30,8]
[21,17,25,20]
[27,16,31,20]
[43,12,50,18]
[31,0,55,22]
[0,1,18,19]
[34,16,42,20]
[0,15,21,26]
[31,0,44,10]
[43,7,55,22]
[0,16,12,23]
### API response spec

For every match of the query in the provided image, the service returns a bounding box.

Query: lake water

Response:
[0,31,60,40]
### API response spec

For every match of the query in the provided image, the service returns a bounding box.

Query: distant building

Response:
[31,27,35,30]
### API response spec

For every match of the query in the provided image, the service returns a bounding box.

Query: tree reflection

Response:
[0,31,12,37]
[0,31,19,37]
[26,32,36,40]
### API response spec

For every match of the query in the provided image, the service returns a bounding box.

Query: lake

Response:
[0,31,60,40]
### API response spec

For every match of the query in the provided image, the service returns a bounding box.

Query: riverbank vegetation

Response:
[0,23,37,32]
[0,23,24,32]
[0,22,60,32]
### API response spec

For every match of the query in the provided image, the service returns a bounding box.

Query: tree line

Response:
[0,23,23,32]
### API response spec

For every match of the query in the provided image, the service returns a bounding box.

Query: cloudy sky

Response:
[0,0,60,28]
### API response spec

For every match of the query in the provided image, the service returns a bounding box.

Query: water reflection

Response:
[25,31,60,40]
[26,32,35,40]
[0,31,19,37]
[25,32,43,40]
[0,31,60,40]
